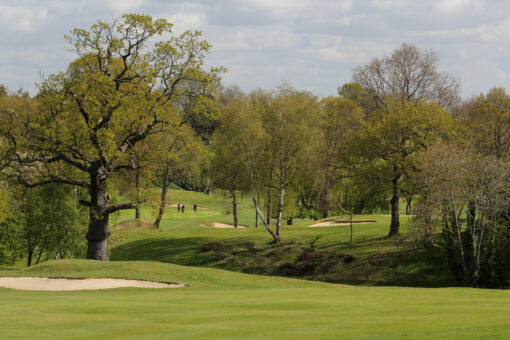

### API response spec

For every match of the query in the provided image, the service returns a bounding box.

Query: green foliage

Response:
[466,87,510,158]
[0,13,222,259]
[0,184,24,265]
[20,184,87,264]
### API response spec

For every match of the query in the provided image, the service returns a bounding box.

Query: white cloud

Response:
[212,25,301,51]
[164,10,207,33]
[107,0,145,14]
[435,0,486,13]
[1,0,510,98]
[0,3,48,32]
[411,19,510,44]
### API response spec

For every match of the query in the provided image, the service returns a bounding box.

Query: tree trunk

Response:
[266,187,272,227]
[320,173,330,218]
[135,165,141,219]
[276,187,285,240]
[35,248,44,265]
[27,247,33,267]
[86,170,111,261]
[87,212,109,260]
[467,200,476,231]
[255,192,259,228]
[388,178,400,236]
[231,188,238,228]
[405,197,412,215]
[154,166,169,228]
[250,192,279,243]
[350,212,353,244]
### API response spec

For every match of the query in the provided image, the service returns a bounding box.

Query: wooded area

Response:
[1,14,510,288]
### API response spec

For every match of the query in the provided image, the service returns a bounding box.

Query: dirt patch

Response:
[201,222,248,229]
[309,220,376,227]
[115,218,154,230]
[0,277,185,291]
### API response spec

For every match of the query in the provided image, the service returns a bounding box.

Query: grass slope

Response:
[0,260,509,339]
[109,189,454,287]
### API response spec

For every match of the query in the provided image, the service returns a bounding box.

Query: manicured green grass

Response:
[0,190,507,338]
[109,189,454,287]
[0,260,509,339]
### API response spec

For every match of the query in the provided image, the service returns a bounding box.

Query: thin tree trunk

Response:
[405,197,412,215]
[255,191,259,228]
[231,188,238,228]
[266,187,272,226]
[467,200,476,231]
[251,193,279,243]
[135,165,141,219]
[350,211,353,245]
[154,166,169,229]
[450,196,467,281]
[388,178,401,236]
[320,173,330,218]
[35,248,44,265]
[276,186,285,240]
[27,247,33,267]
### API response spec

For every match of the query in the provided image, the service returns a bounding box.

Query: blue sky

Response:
[1,0,509,99]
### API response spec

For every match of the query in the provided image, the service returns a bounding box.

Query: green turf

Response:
[108,189,454,287]
[0,260,509,339]
[1,189,499,339]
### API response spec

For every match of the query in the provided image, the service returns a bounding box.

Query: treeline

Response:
[207,44,510,288]
[1,14,510,288]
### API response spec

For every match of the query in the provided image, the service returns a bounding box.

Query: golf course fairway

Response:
[1,260,510,339]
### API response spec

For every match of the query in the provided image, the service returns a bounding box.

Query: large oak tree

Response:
[0,14,221,260]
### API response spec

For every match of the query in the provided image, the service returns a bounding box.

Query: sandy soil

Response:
[0,277,185,291]
[202,222,248,229]
[309,221,375,227]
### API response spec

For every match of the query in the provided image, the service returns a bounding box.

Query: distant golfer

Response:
[193,204,197,213]
[181,205,185,213]
[177,203,181,213]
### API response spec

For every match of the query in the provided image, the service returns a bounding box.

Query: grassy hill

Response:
[109,189,454,287]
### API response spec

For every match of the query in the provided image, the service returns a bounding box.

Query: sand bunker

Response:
[309,220,376,227]
[0,277,185,291]
[202,222,248,229]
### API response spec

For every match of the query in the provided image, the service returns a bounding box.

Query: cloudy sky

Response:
[1,0,509,99]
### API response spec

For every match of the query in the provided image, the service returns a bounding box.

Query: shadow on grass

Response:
[111,235,457,287]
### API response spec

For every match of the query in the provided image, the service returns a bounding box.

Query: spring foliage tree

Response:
[315,97,363,217]
[0,14,221,260]
[210,99,250,228]
[466,87,510,159]
[350,98,456,236]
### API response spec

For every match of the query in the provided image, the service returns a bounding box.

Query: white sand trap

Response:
[202,222,248,229]
[309,221,376,227]
[0,277,185,291]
